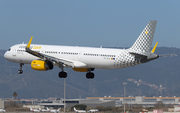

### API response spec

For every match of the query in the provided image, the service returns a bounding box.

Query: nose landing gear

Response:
[18,63,24,74]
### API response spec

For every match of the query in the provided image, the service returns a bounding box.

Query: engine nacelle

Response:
[31,60,53,71]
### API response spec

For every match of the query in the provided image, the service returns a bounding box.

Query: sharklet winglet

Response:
[27,36,33,48]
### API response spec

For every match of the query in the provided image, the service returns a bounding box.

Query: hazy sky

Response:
[0,0,180,50]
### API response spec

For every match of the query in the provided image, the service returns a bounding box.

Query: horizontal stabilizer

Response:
[129,52,146,58]
[129,51,159,63]
[159,54,177,57]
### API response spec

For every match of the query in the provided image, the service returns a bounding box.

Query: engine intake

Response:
[31,60,53,71]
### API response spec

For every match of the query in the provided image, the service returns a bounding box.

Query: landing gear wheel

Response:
[86,72,94,79]
[18,70,23,74]
[58,71,67,78]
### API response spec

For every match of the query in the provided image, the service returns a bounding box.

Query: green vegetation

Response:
[13,92,18,99]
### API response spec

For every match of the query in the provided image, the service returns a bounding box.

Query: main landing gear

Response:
[18,63,24,74]
[58,66,95,79]
[58,71,95,79]
[86,72,94,79]
[86,68,95,79]
[58,71,67,78]
[58,63,67,78]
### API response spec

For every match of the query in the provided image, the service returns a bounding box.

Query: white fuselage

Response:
[4,44,140,69]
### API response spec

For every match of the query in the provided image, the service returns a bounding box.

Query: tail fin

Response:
[129,20,157,53]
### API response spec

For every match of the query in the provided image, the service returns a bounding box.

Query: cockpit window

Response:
[8,48,11,51]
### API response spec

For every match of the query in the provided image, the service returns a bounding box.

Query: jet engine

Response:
[31,60,53,71]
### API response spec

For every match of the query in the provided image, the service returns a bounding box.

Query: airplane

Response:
[74,107,86,113]
[30,108,40,112]
[87,109,99,112]
[39,107,50,112]
[4,20,174,79]
[0,109,6,112]
[47,107,61,113]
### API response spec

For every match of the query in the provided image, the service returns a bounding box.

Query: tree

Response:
[13,92,18,99]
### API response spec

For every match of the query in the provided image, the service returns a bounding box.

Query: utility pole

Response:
[131,96,133,110]
[64,78,66,113]
[123,82,127,113]
[129,96,132,110]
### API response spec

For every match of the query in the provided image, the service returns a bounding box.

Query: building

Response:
[87,96,180,107]
[0,100,4,109]
[64,99,115,108]
[22,98,115,109]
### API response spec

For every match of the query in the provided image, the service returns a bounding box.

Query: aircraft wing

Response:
[25,36,87,68]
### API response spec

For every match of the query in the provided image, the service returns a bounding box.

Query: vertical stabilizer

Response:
[129,21,157,53]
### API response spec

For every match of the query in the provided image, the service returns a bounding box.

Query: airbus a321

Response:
[4,21,173,79]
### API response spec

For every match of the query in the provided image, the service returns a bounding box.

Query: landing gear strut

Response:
[18,63,24,74]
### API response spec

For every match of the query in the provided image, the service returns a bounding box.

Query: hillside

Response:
[0,47,180,99]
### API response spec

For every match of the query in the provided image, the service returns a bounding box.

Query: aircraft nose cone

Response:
[4,51,9,60]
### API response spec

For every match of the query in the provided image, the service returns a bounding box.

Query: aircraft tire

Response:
[86,72,94,79]
[18,70,23,74]
[58,71,67,78]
